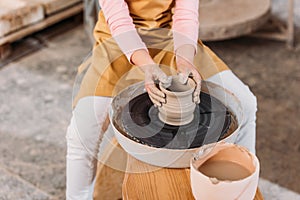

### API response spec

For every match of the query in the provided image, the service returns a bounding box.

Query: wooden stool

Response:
[123,155,264,200]
[93,138,127,200]
[93,138,263,200]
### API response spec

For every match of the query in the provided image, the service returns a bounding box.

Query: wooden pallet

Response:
[0,0,83,60]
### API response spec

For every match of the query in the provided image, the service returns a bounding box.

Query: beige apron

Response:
[73,0,229,107]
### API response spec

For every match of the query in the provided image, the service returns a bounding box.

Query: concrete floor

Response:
[0,1,300,199]
[0,21,89,200]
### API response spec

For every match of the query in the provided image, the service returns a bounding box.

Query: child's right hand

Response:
[131,49,171,107]
[140,64,171,107]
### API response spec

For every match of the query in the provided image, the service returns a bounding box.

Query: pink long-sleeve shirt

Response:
[98,0,199,62]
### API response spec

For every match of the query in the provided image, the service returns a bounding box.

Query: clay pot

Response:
[190,143,260,200]
[158,76,196,126]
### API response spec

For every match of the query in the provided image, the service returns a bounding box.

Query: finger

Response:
[178,71,190,84]
[159,75,172,88]
[155,70,172,88]
[193,96,200,104]
[148,89,166,104]
[146,83,165,99]
[148,94,162,107]
[145,83,166,106]
[191,70,202,104]
[146,85,163,107]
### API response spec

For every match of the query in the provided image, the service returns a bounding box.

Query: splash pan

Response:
[109,81,243,168]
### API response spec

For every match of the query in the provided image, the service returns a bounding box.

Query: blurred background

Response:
[0,0,299,199]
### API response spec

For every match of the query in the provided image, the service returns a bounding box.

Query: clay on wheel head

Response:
[121,91,231,149]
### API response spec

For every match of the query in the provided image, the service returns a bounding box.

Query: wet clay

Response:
[165,80,192,92]
[198,160,252,181]
[159,77,196,126]
[121,92,232,149]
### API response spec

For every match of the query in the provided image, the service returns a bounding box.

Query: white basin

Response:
[109,81,243,168]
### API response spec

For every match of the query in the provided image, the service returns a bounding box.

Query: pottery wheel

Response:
[199,0,271,41]
[121,92,231,149]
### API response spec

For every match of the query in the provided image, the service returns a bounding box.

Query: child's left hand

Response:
[176,45,201,104]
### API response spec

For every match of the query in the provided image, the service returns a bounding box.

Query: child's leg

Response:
[66,96,112,199]
[206,70,257,154]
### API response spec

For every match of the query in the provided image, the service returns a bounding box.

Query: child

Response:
[66,0,257,199]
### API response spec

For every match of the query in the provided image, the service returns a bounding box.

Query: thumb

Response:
[154,68,170,83]
[178,71,190,84]
[158,73,172,88]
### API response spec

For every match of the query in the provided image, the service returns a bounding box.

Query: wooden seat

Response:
[93,138,127,200]
[123,155,264,200]
[93,138,263,200]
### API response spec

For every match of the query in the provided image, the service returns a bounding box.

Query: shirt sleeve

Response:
[98,0,148,62]
[172,0,199,53]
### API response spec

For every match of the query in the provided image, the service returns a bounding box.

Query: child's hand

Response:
[131,49,171,107]
[176,45,201,104]
[140,64,171,107]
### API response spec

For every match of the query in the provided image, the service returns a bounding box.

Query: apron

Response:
[73,0,229,107]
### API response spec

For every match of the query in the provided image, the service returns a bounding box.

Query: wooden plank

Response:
[270,17,287,33]
[0,43,11,60]
[0,3,83,46]
[34,0,83,15]
[123,156,264,200]
[123,156,195,200]
[250,32,288,41]
[0,1,44,37]
[287,0,295,48]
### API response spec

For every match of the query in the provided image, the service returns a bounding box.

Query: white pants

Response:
[65,70,257,199]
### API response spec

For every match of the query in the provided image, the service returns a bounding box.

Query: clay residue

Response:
[220,111,238,139]
[198,160,252,181]
[193,144,257,183]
